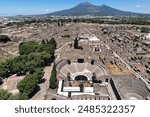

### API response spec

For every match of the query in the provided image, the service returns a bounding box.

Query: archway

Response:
[75,75,88,81]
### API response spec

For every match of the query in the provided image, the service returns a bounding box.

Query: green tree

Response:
[0,90,11,100]
[17,69,44,100]
[41,39,46,44]
[141,27,149,33]
[0,39,56,82]
[74,38,79,49]
[48,38,57,49]
[0,35,11,43]
[74,38,83,50]
[50,63,57,89]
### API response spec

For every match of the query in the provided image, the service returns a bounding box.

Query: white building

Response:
[78,34,100,43]
[146,33,150,39]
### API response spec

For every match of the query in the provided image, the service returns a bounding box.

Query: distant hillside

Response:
[48,2,150,16]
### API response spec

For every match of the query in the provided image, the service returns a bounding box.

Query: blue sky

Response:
[0,0,150,16]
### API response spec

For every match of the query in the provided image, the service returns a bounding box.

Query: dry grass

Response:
[106,64,133,75]
[136,65,145,71]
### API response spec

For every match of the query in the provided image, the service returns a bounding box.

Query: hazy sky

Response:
[0,0,150,16]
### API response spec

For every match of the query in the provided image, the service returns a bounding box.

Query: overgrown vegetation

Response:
[0,68,44,100]
[5,18,150,28]
[17,68,44,100]
[0,38,57,100]
[0,38,56,79]
[0,35,11,43]
[0,89,18,100]
[74,38,83,50]
[133,36,141,42]
[74,18,150,25]
[141,27,150,33]
[49,63,57,89]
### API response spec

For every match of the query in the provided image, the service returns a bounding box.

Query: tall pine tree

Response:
[49,63,57,89]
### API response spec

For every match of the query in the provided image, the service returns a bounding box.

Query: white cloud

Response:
[136,5,141,8]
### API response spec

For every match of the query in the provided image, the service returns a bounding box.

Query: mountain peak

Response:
[101,4,112,8]
[49,2,149,16]
[78,2,93,6]
[101,4,108,7]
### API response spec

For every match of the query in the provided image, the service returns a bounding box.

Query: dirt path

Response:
[0,74,24,95]
[31,65,53,100]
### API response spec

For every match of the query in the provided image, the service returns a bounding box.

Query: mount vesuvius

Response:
[48,2,149,16]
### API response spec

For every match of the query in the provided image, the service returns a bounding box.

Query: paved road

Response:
[45,91,67,100]
[56,41,73,53]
